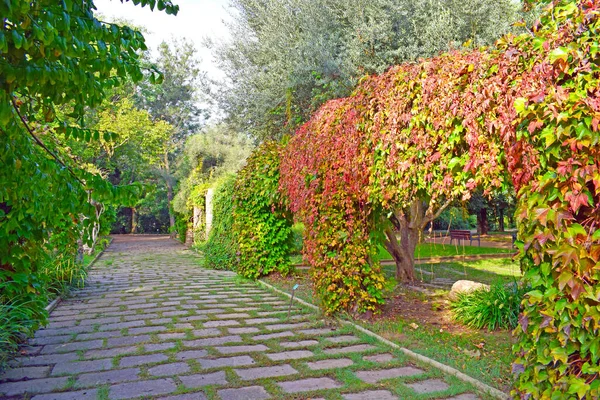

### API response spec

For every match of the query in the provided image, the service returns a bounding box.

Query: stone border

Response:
[257,279,509,400]
[45,237,113,314]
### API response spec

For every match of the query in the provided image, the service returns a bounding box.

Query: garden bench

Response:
[449,229,480,246]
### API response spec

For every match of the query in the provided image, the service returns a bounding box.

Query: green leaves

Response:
[233,142,295,279]
[0,0,177,369]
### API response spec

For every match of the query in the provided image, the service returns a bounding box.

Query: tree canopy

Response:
[212,0,526,140]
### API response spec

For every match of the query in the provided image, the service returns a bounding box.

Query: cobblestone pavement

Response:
[1,236,484,400]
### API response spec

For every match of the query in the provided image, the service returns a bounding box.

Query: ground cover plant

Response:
[450,281,528,331]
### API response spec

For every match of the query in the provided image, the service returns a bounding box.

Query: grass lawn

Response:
[263,257,522,393]
[379,242,514,260]
[291,242,514,266]
[384,258,522,286]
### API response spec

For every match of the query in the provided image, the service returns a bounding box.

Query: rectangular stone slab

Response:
[277,377,342,393]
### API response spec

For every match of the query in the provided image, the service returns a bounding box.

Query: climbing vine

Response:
[233,141,294,279]
[203,175,238,270]
[279,0,600,395]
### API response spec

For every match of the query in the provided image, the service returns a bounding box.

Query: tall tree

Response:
[136,39,209,233]
[212,0,526,140]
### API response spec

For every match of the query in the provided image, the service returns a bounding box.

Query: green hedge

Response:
[233,142,294,279]
[203,175,238,270]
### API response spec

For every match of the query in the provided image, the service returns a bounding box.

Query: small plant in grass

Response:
[450,281,527,331]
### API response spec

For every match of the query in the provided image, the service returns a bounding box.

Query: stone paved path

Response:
[0,236,484,399]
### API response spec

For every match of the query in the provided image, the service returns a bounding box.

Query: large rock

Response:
[448,280,489,301]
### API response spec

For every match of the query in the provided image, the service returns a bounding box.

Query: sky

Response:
[95,0,232,81]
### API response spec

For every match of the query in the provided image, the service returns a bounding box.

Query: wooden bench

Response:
[449,230,480,246]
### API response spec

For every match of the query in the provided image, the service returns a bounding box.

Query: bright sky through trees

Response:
[95,0,231,81]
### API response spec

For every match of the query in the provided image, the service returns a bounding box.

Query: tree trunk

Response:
[164,152,176,238]
[382,198,453,283]
[498,208,505,232]
[477,208,489,235]
[131,208,138,234]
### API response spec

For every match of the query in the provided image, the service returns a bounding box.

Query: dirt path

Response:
[1,235,483,399]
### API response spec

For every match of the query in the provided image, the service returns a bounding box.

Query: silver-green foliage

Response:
[212,0,526,140]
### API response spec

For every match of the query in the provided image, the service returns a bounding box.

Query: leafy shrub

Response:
[233,142,294,279]
[450,281,527,331]
[203,175,238,270]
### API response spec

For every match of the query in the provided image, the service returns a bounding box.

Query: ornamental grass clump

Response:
[450,281,527,331]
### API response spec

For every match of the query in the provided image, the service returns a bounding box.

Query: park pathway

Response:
[1,236,483,400]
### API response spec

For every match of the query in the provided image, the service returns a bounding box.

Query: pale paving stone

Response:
[343,390,398,400]
[180,371,228,388]
[235,364,298,381]
[128,326,166,334]
[159,393,208,400]
[266,350,313,361]
[183,335,242,347]
[41,339,104,354]
[252,331,294,341]
[218,386,271,400]
[215,313,251,319]
[0,366,51,382]
[173,323,194,329]
[324,344,377,355]
[145,342,177,352]
[407,378,450,393]
[264,322,310,331]
[148,362,191,376]
[191,328,222,337]
[175,350,208,360]
[298,328,337,335]
[363,353,394,363]
[0,377,69,396]
[215,344,269,354]
[75,368,140,387]
[280,340,319,348]
[306,358,354,370]
[51,359,113,375]
[109,378,177,399]
[203,320,240,328]
[31,388,98,400]
[355,367,424,383]
[120,353,169,367]
[198,356,256,369]
[178,315,208,321]
[244,318,280,324]
[278,377,342,393]
[159,332,187,340]
[325,335,360,344]
[76,330,122,341]
[30,335,72,345]
[228,327,260,334]
[107,334,151,346]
